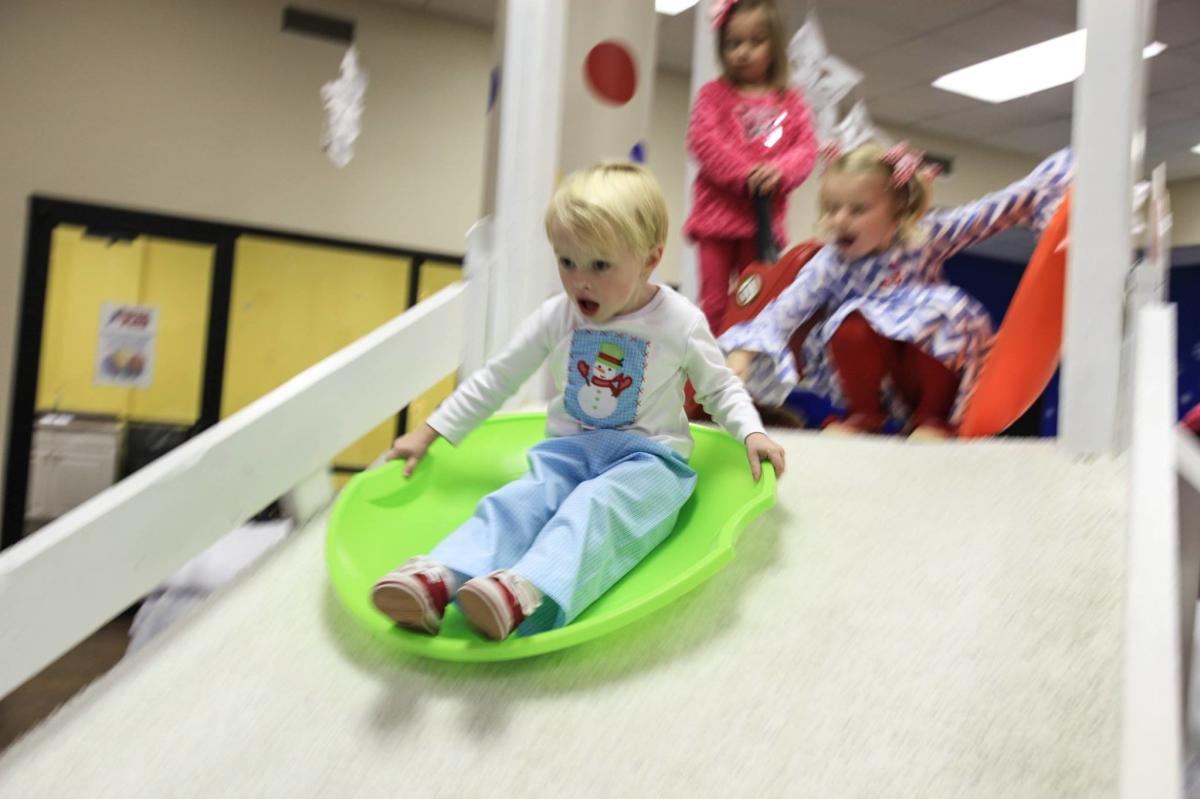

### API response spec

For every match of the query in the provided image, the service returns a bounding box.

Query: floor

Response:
[0,611,132,755]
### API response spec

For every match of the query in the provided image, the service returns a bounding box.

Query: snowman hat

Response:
[596,342,625,367]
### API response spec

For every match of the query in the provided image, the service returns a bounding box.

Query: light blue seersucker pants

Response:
[430,429,697,635]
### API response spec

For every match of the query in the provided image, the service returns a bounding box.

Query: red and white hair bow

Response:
[710,0,739,30]
[882,141,941,187]
[818,141,843,165]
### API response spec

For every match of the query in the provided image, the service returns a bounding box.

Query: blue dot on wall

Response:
[487,66,500,112]
[629,140,646,163]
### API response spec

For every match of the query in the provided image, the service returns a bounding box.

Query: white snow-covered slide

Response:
[0,222,1194,796]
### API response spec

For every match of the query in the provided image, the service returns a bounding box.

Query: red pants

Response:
[1184,404,1200,435]
[696,237,758,333]
[828,312,959,432]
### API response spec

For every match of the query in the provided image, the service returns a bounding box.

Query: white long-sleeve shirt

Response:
[427,286,764,459]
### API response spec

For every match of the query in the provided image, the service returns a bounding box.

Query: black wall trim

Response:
[2,196,462,549]
[198,240,235,432]
[3,199,54,549]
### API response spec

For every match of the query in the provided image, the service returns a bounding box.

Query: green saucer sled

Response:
[325,413,776,662]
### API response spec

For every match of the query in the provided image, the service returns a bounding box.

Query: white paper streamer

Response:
[1131,180,1151,238]
[321,46,368,168]
[789,12,881,150]
[832,101,888,152]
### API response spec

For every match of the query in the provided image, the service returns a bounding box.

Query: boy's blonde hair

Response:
[716,0,790,92]
[824,142,933,246]
[544,162,668,257]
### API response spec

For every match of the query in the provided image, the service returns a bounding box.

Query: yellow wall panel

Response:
[332,471,356,493]
[127,237,215,423]
[222,236,411,468]
[405,262,462,432]
[36,226,213,425]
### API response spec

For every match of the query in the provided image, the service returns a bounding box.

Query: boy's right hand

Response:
[386,423,441,477]
[726,349,755,383]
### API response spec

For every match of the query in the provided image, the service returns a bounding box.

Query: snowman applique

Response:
[576,342,634,421]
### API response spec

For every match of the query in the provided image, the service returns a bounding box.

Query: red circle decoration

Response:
[584,41,637,106]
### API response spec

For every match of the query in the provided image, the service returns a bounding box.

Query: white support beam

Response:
[0,284,468,701]
[1178,429,1200,713]
[1061,0,1150,456]
[460,217,494,380]
[680,0,721,305]
[1120,305,1182,799]
[487,0,565,407]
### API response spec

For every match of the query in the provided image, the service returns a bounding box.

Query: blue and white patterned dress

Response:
[719,149,1074,423]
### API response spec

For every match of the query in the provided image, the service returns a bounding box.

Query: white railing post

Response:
[1061,0,1152,456]
[680,0,721,305]
[461,217,494,380]
[1120,304,1183,798]
[1178,430,1200,717]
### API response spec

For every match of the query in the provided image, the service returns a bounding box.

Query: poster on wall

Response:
[94,303,157,389]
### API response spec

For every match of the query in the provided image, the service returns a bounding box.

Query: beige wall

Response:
[646,69,693,283]
[0,0,494,495]
[1170,177,1200,248]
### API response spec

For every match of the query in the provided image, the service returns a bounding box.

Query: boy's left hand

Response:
[745,432,786,481]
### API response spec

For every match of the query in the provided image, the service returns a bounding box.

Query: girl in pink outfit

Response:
[685,0,818,332]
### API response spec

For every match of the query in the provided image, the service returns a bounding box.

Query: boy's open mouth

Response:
[836,234,857,248]
[577,298,599,316]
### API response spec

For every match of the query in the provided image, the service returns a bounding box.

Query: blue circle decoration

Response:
[487,66,500,112]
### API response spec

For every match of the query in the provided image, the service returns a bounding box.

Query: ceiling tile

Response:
[1147,95,1198,125]
[1147,52,1200,95]
[1168,40,1200,66]
[980,119,1073,156]
[1161,153,1200,180]
[912,83,1072,136]
[1006,83,1074,121]
[859,68,926,104]
[932,4,1074,60]
[1148,118,1200,150]
[815,10,915,61]
[921,105,1029,138]
[1155,0,1200,50]
[854,34,989,85]
[866,83,981,126]
[1008,0,1078,28]
[819,0,1009,37]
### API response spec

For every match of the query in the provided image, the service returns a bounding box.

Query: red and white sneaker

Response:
[371,557,458,634]
[457,570,543,641]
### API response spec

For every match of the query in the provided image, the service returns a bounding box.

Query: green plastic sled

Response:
[325,413,775,662]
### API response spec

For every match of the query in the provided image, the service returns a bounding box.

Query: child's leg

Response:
[896,342,959,434]
[507,447,697,635]
[428,438,592,580]
[827,312,898,432]
[696,238,737,332]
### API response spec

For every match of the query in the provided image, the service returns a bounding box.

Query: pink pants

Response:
[696,237,758,333]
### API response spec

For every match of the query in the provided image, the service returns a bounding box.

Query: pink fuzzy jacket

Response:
[683,79,817,245]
